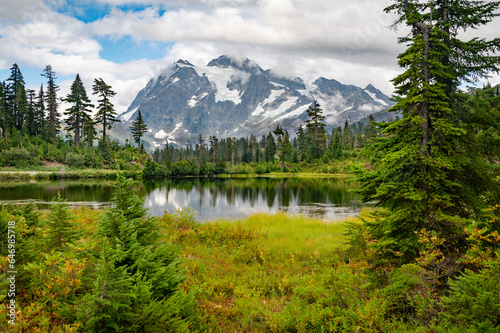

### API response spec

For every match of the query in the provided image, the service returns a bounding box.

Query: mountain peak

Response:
[207,55,263,75]
[175,59,194,67]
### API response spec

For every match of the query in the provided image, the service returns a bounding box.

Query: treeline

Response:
[0,64,119,147]
[0,64,154,171]
[148,103,387,177]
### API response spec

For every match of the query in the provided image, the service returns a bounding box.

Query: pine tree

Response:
[46,193,76,250]
[357,0,500,266]
[277,131,293,168]
[264,132,276,162]
[26,89,36,136]
[34,85,46,136]
[42,65,60,142]
[93,78,119,144]
[296,124,307,160]
[305,101,327,158]
[130,110,147,149]
[364,114,377,143]
[6,64,26,132]
[342,119,351,150]
[63,74,93,148]
[331,130,342,160]
[81,174,194,331]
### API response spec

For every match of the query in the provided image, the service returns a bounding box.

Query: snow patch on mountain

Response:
[194,66,246,104]
[121,106,138,121]
[274,104,310,122]
[364,89,388,106]
[252,89,285,116]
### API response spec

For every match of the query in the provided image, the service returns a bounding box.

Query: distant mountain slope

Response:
[117,55,393,148]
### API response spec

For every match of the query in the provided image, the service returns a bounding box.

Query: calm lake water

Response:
[0,177,367,221]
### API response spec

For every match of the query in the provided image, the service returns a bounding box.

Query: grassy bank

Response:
[0,168,140,180]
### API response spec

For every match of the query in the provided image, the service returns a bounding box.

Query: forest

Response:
[1,0,500,332]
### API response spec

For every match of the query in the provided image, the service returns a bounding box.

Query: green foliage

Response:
[142,160,170,179]
[47,192,77,250]
[0,147,42,168]
[356,0,500,269]
[440,261,500,331]
[65,152,85,169]
[93,77,119,143]
[129,110,147,149]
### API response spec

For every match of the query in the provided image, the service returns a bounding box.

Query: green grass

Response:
[158,209,388,332]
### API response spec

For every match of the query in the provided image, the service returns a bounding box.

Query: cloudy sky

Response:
[1,0,499,115]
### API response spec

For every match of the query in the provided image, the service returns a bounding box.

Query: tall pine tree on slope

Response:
[356,0,500,267]
[42,65,60,143]
[130,110,147,149]
[93,77,119,144]
[63,74,93,148]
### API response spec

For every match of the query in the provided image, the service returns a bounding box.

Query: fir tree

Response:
[93,78,119,144]
[63,74,93,148]
[342,119,351,150]
[42,65,60,142]
[305,100,327,158]
[26,89,36,136]
[34,85,46,136]
[130,110,147,149]
[277,131,293,168]
[47,193,76,250]
[357,0,500,267]
[81,175,194,331]
[6,64,26,132]
[264,132,276,162]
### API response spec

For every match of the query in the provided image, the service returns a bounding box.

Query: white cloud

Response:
[0,0,498,116]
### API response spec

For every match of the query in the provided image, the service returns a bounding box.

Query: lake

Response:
[0,177,367,221]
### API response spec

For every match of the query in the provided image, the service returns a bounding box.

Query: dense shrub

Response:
[142,160,170,179]
[1,147,42,168]
[65,152,86,169]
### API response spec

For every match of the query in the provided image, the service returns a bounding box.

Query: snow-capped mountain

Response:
[119,55,392,148]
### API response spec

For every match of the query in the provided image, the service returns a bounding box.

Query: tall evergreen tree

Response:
[6,64,26,132]
[342,119,351,150]
[305,101,327,158]
[277,131,293,168]
[93,78,119,144]
[357,0,500,267]
[130,110,147,149]
[264,132,276,162]
[34,85,46,136]
[42,65,60,142]
[63,74,93,148]
[26,89,37,136]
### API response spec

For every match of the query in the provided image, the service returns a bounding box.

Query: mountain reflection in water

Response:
[0,177,367,221]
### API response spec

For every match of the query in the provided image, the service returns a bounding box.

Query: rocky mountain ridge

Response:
[118,55,393,148]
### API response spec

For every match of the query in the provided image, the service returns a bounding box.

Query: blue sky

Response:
[0,0,498,114]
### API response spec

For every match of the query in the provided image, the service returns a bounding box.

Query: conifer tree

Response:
[63,74,93,148]
[130,110,147,149]
[34,85,46,136]
[6,64,26,132]
[93,78,119,144]
[357,0,500,266]
[331,130,342,160]
[47,193,76,250]
[81,175,194,331]
[277,131,293,168]
[26,89,36,136]
[342,119,351,150]
[42,65,60,142]
[305,100,327,158]
[264,132,276,162]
